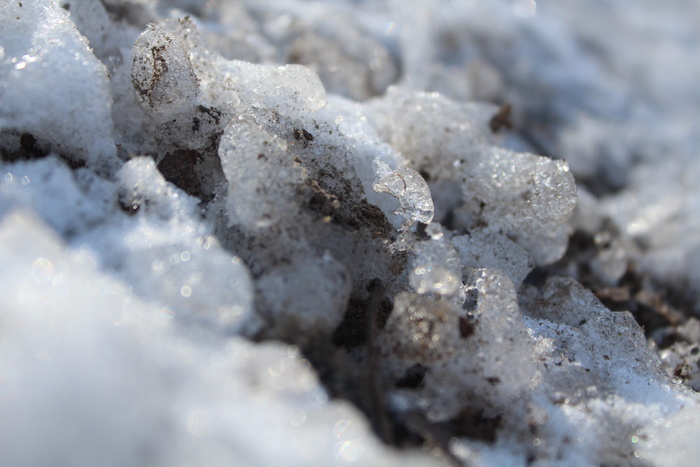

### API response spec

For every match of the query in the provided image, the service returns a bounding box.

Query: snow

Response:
[1,0,699,465]
[0,1,118,173]
[0,209,436,467]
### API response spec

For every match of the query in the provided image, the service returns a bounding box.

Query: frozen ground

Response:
[1,0,699,465]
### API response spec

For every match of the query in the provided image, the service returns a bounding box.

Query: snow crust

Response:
[0,0,698,466]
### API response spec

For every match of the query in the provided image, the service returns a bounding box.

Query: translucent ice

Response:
[409,229,461,296]
[368,87,577,265]
[453,230,535,289]
[373,160,434,225]
[218,116,304,230]
[381,269,537,422]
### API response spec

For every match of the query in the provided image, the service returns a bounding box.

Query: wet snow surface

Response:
[1,0,699,465]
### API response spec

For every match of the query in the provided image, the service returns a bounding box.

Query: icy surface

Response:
[1,0,699,466]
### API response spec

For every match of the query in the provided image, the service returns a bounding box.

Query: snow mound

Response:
[0,1,698,466]
[0,1,117,173]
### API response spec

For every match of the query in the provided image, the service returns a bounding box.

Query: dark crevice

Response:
[525,228,696,353]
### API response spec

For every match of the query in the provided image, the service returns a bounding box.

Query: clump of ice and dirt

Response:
[1,0,699,465]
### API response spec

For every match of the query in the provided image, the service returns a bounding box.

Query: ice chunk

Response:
[131,21,230,200]
[369,87,577,264]
[382,268,537,422]
[453,230,535,289]
[0,0,117,173]
[159,13,329,119]
[218,116,305,229]
[373,160,434,224]
[409,228,461,296]
[211,60,328,118]
[131,21,201,117]
[368,87,496,180]
[518,277,692,465]
[460,147,577,264]
[456,269,537,393]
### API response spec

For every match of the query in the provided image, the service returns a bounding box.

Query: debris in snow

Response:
[1,1,699,466]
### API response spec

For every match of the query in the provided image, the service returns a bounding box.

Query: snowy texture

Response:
[0,1,118,173]
[1,0,699,466]
[0,211,434,466]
